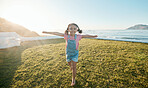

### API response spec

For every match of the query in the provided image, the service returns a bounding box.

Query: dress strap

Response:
[67,35,70,40]
[67,34,77,40]
[74,34,77,40]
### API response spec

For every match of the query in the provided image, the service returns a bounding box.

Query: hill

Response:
[0,17,40,37]
[126,24,148,30]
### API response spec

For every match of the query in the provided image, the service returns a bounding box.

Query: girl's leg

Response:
[71,61,77,86]
[68,61,72,70]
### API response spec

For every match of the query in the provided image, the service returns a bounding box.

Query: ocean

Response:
[41,30,148,43]
[82,30,148,43]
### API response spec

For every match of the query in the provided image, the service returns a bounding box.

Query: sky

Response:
[0,0,148,34]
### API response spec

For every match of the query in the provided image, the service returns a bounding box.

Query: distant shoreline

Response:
[95,38,148,44]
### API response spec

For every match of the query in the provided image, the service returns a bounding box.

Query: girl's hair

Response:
[66,23,82,35]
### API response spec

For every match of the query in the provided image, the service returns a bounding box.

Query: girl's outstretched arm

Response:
[42,31,64,37]
[82,34,98,38]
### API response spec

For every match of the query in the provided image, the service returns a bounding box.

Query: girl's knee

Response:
[72,60,77,64]
[72,63,76,69]
[68,61,71,63]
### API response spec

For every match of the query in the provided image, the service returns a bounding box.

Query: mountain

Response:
[0,17,40,37]
[126,24,148,30]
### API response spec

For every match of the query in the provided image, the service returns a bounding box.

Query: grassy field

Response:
[0,38,148,88]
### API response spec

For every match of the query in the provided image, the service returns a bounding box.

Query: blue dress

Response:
[66,34,79,62]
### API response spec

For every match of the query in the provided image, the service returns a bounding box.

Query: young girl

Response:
[42,23,98,86]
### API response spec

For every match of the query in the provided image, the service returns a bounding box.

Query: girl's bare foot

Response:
[71,79,76,86]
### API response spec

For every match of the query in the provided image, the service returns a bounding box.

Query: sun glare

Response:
[1,1,84,33]
[2,5,44,27]
[1,3,62,33]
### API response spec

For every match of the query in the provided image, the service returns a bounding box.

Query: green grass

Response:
[0,38,148,88]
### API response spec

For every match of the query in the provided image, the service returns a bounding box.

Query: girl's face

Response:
[68,25,78,34]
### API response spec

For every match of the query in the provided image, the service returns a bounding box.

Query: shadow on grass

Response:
[0,38,65,88]
[74,74,95,88]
